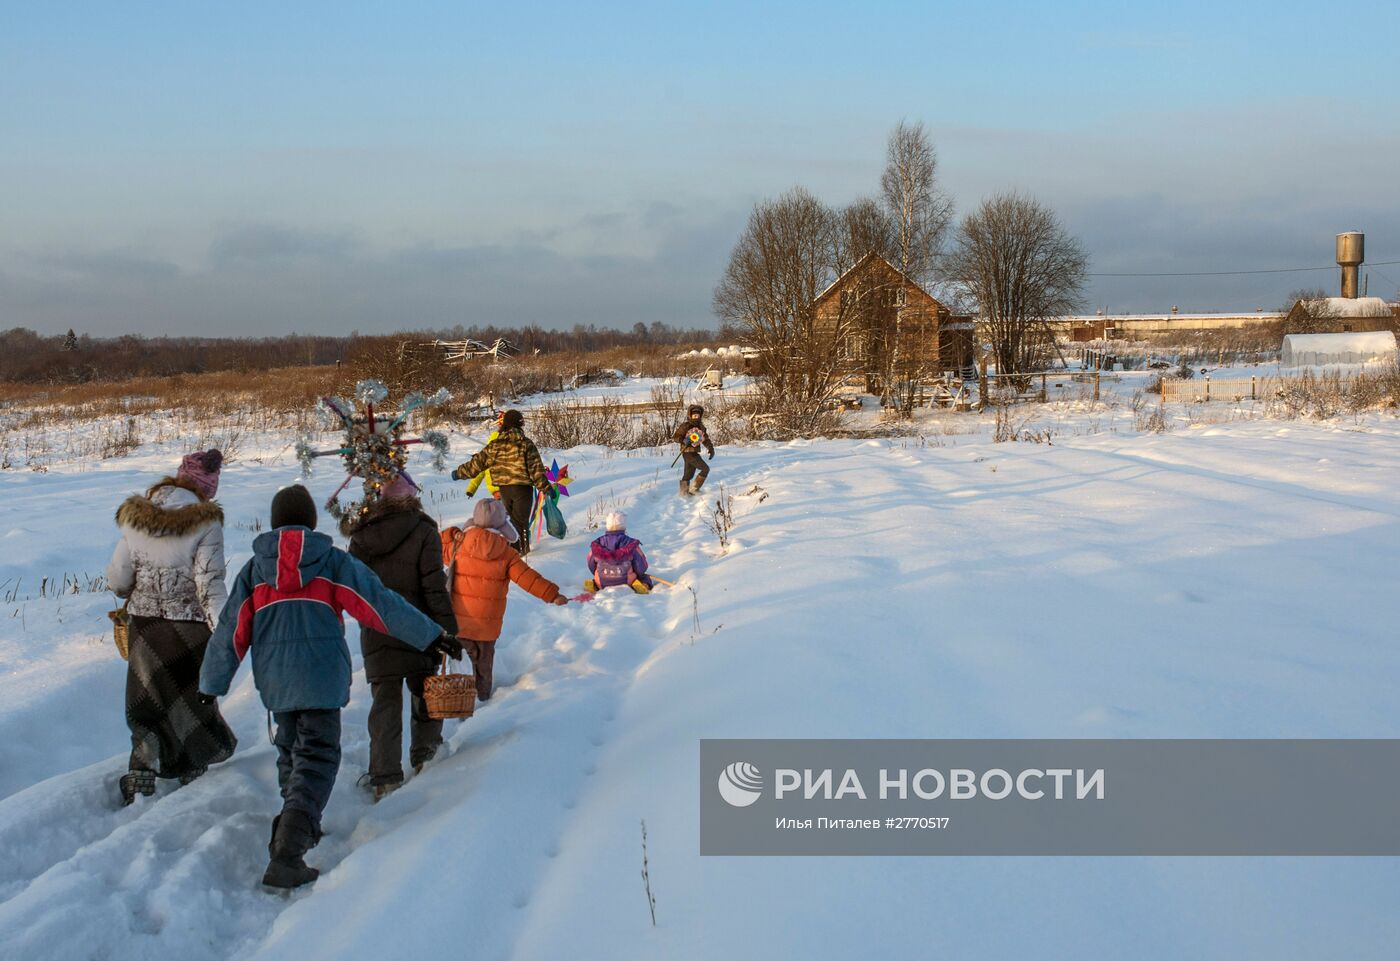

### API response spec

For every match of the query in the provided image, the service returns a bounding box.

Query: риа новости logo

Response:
[718,762,763,807]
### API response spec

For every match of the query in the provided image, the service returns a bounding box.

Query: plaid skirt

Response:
[125,615,237,778]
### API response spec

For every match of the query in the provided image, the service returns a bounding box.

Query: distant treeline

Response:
[0,322,722,384]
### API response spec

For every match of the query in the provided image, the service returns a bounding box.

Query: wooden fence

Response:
[1159,375,1277,404]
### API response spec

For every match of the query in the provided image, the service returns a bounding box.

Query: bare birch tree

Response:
[841,197,896,266]
[945,192,1087,376]
[880,121,954,412]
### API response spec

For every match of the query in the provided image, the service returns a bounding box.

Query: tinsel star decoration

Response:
[294,379,452,519]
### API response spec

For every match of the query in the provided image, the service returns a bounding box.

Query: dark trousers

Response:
[681,451,710,484]
[273,708,341,825]
[367,674,442,785]
[470,642,497,701]
[498,484,535,556]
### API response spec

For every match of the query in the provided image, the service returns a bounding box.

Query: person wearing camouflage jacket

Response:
[450,410,550,556]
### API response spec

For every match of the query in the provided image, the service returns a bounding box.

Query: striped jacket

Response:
[200,526,443,712]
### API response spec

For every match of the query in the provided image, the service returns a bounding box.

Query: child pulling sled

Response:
[584,512,654,594]
[441,499,568,702]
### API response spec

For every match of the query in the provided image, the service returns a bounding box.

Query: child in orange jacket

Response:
[441,498,566,700]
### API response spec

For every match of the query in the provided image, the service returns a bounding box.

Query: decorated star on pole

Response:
[293,379,452,519]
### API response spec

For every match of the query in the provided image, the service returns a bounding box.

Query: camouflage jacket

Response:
[455,428,549,491]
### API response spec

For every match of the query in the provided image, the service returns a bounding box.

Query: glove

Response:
[466,488,476,498]
[551,595,569,606]
[707,450,714,460]
[450,466,467,482]
[429,635,464,661]
[197,692,217,706]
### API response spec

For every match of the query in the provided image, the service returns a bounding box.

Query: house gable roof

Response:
[812,251,946,312]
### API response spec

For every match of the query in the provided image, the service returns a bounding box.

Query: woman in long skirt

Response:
[107,450,237,804]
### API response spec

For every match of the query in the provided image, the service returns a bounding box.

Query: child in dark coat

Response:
[200,485,460,889]
[342,474,459,801]
[672,404,715,496]
[585,512,654,594]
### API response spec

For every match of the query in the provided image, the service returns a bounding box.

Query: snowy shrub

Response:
[529,398,674,450]
[98,417,141,459]
[705,484,735,551]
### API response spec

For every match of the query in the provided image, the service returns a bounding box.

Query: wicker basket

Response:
[108,601,131,661]
[423,651,476,719]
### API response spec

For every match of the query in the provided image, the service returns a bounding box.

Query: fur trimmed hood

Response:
[338,495,423,539]
[115,484,224,537]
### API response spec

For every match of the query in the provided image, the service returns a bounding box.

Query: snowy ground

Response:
[2,399,1399,959]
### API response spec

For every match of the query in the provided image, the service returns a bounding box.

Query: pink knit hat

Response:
[381,472,418,500]
[177,449,222,500]
[467,498,520,544]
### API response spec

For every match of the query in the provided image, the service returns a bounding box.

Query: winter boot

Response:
[262,808,321,889]
[373,781,400,803]
[690,474,707,495]
[179,765,207,786]
[630,580,652,595]
[267,811,319,856]
[410,743,440,776]
[583,578,599,593]
[678,479,692,497]
[119,770,156,806]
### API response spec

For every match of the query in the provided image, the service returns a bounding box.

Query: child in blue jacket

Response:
[200,485,459,889]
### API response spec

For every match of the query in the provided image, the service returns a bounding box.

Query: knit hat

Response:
[467,497,519,544]
[500,409,524,431]
[688,404,704,418]
[605,511,627,532]
[271,484,318,530]
[381,472,418,501]
[177,449,223,500]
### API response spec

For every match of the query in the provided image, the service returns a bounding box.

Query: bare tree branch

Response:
[946,192,1088,375]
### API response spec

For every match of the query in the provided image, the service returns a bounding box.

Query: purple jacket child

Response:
[586,512,654,593]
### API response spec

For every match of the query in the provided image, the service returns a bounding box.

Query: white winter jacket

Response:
[107,482,227,627]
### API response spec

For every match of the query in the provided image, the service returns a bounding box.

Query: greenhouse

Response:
[1280,331,1397,367]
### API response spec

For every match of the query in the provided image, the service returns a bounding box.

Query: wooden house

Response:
[810,252,973,390]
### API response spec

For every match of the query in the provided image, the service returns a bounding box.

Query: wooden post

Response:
[1093,370,1100,404]
[1039,372,1047,403]
[978,355,988,412]
[1251,375,1256,400]
[1204,376,1210,402]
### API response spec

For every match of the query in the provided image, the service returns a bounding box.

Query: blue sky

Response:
[3,1,1399,335]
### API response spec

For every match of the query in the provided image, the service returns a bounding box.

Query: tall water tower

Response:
[1337,231,1364,298]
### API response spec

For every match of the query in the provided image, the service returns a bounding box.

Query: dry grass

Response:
[0,346,752,470]
[0,366,346,430]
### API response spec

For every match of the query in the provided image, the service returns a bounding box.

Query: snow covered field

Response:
[2,404,1400,959]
